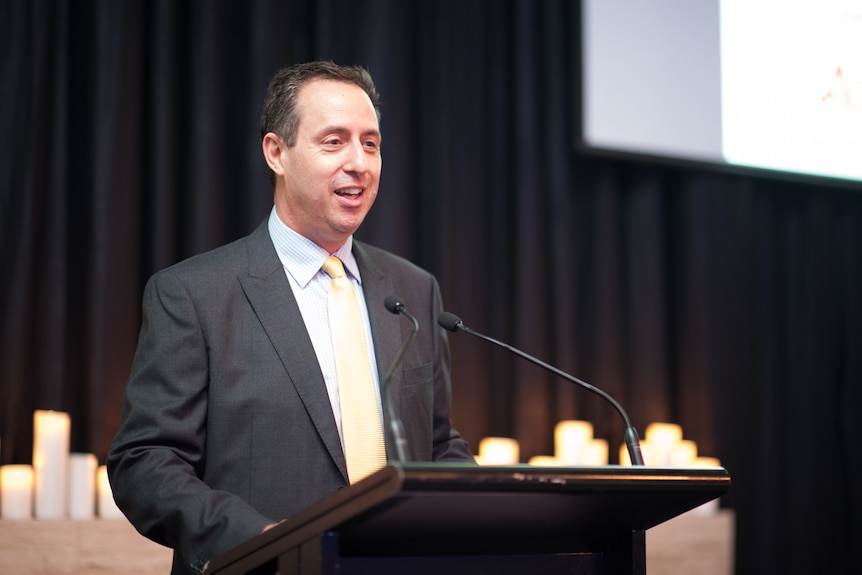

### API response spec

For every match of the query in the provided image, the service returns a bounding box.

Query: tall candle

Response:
[1,464,34,519]
[68,453,98,519]
[644,422,683,466]
[33,410,71,519]
[554,420,593,464]
[97,465,124,519]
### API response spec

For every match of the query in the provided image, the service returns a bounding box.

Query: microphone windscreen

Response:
[384,295,404,314]
[437,312,463,332]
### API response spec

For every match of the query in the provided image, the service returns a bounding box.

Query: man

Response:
[107,61,474,575]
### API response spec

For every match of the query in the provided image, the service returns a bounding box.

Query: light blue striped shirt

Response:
[267,207,382,445]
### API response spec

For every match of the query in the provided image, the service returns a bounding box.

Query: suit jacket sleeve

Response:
[107,269,271,574]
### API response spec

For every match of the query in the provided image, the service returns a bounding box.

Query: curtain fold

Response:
[2,1,861,573]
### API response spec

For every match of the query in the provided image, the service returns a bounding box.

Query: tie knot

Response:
[322,255,346,279]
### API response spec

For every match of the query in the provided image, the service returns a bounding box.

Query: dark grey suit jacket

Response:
[107,219,474,574]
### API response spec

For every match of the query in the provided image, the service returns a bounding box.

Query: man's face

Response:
[273,79,381,253]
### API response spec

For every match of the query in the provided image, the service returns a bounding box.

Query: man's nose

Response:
[343,141,370,173]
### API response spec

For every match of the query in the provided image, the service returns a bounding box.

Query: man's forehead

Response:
[297,78,369,105]
[296,79,378,129]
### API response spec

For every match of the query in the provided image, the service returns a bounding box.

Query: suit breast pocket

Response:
[402,361,433,388]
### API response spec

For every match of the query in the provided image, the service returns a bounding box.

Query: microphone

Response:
[381,295,418,463]
[437,312,645,466]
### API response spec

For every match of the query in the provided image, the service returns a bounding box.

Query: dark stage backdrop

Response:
[2,1,861,574]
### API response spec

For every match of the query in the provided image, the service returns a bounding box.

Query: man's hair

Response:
[260,61,381,186]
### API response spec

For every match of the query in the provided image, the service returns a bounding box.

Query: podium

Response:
[204,463,730,575]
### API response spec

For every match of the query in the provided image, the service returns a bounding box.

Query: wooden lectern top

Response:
[205,463,730,574]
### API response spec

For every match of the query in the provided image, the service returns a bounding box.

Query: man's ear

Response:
[261,132,286,176]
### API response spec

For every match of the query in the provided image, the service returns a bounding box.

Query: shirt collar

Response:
[267,207,361,287]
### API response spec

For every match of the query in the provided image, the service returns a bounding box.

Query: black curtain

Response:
[2,2,861,574]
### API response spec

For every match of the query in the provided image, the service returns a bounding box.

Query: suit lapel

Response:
[238,222,348,479]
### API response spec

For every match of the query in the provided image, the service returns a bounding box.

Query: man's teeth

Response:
[336,189,361,197]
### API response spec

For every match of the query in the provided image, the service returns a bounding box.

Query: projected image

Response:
[581,0,862,185]
[720,0,862,181]
[822,65,862,114]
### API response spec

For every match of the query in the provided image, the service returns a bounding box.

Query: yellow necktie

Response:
[322,256,386,483]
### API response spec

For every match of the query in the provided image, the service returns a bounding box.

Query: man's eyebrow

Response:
[314,126,381,139]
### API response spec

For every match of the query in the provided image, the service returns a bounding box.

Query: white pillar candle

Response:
[671,439,699,466]
[1,464,34,519]
[68,453,98,519]
[554,420,594,464]
[644,423,683,466]
[33,410,71,519]
[528,455,563,466]
[475,437,520,465]
[693,456,721,468]
[580,439,609,466]
[97,465,124,519]
[619,442,651,466]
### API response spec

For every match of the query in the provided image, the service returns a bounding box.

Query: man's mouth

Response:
[335,188,363,198]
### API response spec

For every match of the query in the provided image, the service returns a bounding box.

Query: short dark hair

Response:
[260,61,381,185]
